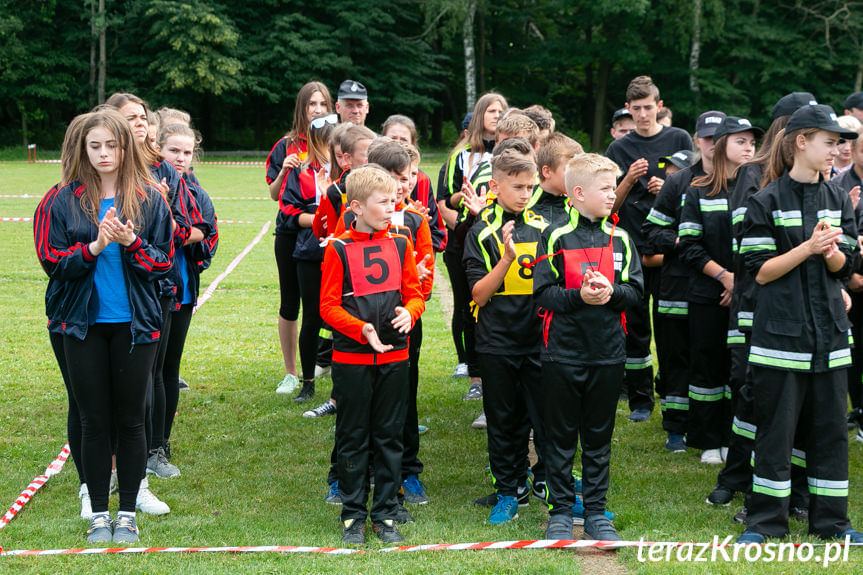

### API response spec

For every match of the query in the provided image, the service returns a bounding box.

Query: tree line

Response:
[1,0,862,152]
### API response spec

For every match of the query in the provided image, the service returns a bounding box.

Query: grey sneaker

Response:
[86,513,113,543]
[341,518,365,545]
[373,519,405,543]
[463,381,483,400]
[471,410,487,429]
[79,483,93,520]
[453,363,469,378]
[147,447,180,478]
[112,514,139,544]
[584,514,620,541]
[276,373,299,394]
[303,400,336,418]
[546,514,572,540]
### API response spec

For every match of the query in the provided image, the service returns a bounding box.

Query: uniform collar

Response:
[348,222,391,241]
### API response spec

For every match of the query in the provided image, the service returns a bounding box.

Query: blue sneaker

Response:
[572,495,615,526]
[736,530,765,544]
[665,432,686,453]
[402,474,429,504]
[488,495,519,524]
[324,481,341,505]
[628,408,651,422]
[572,472,582,494]
[834,528,863,543]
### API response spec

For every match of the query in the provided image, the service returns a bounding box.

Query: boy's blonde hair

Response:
[564,153,621,194]
[346,163,397,205]
[537,133,584,180]
[495,112,540,146]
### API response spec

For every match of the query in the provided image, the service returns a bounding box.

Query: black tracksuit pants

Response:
[686,303,731,450]
[443,247,479,377]
[333,360,409,524]
[748,366,850,538]
[716,343,755,493]
[478,353,543,497]
[402,319,424,479]
[543,361,622,518]
[848,292,863,410]
[654,314,689,434]
[623,267,657,412]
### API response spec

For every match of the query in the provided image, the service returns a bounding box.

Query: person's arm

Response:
[319,243,368,343]
[678,190,735,299]
[643,172,684,255]
[612,158,649,213]
[413,215,435,299]
[279,168,311,230]
[466,221,516,307]
[399,238,426,324]
[121,189,175,282]
[533,230,585,312]
[606,233,644,311]
[34,185,102,280]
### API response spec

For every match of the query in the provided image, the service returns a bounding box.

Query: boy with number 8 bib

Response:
[533,154,644,541]
[320,165,425,545]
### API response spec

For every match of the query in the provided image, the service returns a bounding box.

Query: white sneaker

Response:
[471,410,487,429]
[276,374,299,394]
[109,469,118,494]
[720,446,729,462]
[453,363,469,378]
[136,477,170,515]
[79,483,93,520]
[857,429,863,444]
[314,365,331,378]
[701,449,722,465]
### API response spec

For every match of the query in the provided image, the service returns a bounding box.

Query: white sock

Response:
[117,511,136,519]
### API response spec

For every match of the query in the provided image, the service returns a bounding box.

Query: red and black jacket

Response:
[313,168,350,240]
[265,135,308,185]
[320,226,425,365]
[33,181,174,344]
[277,166,323,260]
[412,169,447,252]
[179,174,219,306]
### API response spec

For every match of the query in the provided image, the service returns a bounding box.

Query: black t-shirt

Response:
[606,126,694,250]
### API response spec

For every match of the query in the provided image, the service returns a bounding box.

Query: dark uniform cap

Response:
[695,111,726,138]
[786,104,859,139]
[713,117,764,141]
[771,92,817,120]
[844,92,863,111]
[611,108,632,123]
[462,112,474,131]
[663,150,696,170]
[338,80,368,100]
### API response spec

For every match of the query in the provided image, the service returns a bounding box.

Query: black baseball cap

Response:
[844,92,863,111]
[462,113,473,131]
[337,80,368,100]
[695,111,726,138]
[664,150,696,170]
[611,108,631,123]
[786,104,859,139]
[771,92,817,120]
[713,117,764,141]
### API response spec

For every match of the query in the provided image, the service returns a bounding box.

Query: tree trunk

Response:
[97,0,106,104]
[89,0,96,107]
[19,103,28,148]
[478,2,486,96]
[856,60,863,93]
[591,61,611,152]
[463,0,477,112]
[689,0,702,107]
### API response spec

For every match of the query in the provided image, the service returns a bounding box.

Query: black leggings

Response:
[64,324,157,513]
[443,247,478,375]
[275,234,301,321]
[149,295,173,455]
[156,303,194,447]
[49,331,84,484]
[296,260,323,381]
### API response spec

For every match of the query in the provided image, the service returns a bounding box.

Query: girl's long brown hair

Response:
[62,109,153,227]
[449,92,508,175]
[761,127,821,188]
[104,92,162,166]
[289,81,333,141]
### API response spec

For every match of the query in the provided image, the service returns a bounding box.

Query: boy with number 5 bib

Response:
[320,165,425,545]
[533,154,644,541]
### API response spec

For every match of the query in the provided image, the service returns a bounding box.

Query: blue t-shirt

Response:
[91,198,132,324]
[176,247,194,305]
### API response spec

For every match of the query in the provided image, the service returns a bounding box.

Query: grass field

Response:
[1,162,861,574]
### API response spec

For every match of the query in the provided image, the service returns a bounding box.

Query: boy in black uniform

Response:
[534,154,643,541]
[320,165,425,545]
[463,149,547,525]
[531,132,584,227]
[643,111,725,452]
[606,76,693,421]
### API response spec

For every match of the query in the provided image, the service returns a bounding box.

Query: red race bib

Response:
[344,239,401,297]
[562,246,615,290]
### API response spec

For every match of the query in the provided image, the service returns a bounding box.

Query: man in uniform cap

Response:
[336,80,370,126]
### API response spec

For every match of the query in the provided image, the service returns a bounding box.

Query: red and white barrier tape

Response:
[0,194,37,198]
[0,217,32,222]
[212,197,269,201]
[193,221,270,313]
[0,444,70,535]
[1,545,361,556]
[218,220,258,224]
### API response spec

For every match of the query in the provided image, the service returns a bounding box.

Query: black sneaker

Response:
[584,514,620,541]
[706,485,733,506]
[474,492,498,507]
[791,507,808,522]
[293,380,315,403]
[394,503,414,524]
[531,481,547,502]
[372,519,405,543]
[178,377,189,390]
[848,408,863,430]
[733,507,748,524]
[341,518,365,545]
[546,514,572,540]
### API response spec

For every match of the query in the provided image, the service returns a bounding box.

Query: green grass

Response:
[1,163,861,574]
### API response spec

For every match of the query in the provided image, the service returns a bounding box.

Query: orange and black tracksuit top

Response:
[532,210,644,366]
[313,168,350,240]
[320,226,425,365]
[33,181,175,344]
[334,201,435,300]
[412,169,447,252]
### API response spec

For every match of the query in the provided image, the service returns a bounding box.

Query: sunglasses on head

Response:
[310,114,338,130]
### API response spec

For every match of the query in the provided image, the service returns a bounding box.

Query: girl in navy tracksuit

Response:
[34,109,173,544]
[153,122,219,474]
[738,105,862,544]
[278,118,335,402]
[678,117,762,464]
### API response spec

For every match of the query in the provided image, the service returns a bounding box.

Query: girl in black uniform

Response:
[738,105,862,544]
[34,109,173,543]
[678,117,762,465]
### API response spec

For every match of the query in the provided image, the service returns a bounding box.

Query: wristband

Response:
[713,268,726,280]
